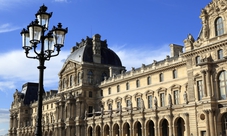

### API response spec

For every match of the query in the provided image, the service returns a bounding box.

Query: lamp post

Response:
[20,5,68,136]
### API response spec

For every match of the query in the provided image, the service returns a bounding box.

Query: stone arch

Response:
[159,118,169,136]
[173,117,185,136]
[113,123,120,136]
[104,124,110,136]
[134,121,142,136]
[122,122,130,136]
[145,119,155,136]
[217,111,227,135]
[95,125,101,136]
[87,126,93,136]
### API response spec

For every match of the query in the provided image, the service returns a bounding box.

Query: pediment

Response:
[59,61,76,75]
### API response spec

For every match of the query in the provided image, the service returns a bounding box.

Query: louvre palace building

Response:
[8,0,227,136]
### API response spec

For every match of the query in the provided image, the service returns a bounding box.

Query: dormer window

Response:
[195,56,201,65]
[215,17,224,36]
[218,49,223,59]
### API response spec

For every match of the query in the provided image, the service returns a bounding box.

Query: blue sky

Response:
[0,0,210,134]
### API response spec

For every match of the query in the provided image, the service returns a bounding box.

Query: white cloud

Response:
[0,50,69,93]
[0,109,9,135]
[110,44,170,71]
[0,23,20,33]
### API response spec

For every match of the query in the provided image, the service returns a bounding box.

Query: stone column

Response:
[201,70,207,97]
[183,113,190,136]
[168,115,173,136]
[204,110,210,136]
[142,118,145,136]
[209,110,215,136]
[206,69,212,97]
[130,119,133,136]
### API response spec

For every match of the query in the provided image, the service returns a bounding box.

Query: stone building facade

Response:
[8,0,227,136]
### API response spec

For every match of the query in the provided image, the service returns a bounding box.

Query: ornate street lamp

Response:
[21,5,68,136]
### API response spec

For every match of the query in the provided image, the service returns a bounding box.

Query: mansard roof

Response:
[64,34,122,67]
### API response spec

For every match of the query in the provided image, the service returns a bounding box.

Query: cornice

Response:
[182,39,227,58]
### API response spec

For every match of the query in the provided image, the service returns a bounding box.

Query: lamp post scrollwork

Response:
[20,4,68,136]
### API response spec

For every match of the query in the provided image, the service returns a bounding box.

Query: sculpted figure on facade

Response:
[154,96,157,109]
[184,34,195,51]
[184,91,188,104]
[200,9,209,40]
[168,94,172,107]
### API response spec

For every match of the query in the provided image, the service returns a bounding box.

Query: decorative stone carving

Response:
[184,34,195,51]
[183,91,188,104]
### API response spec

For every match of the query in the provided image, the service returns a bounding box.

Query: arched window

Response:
[108,87,111,94]
[159,73,164,82]
[222,113,227,135]
[218,49,224,59]
[195,56,201,65]
[117,85,120,92]
[102,72,107,81]
[87,70,93,84]
[126,82,130,90]
[173,69,177,79]
[136,80,140,88]
[215,17,224,36]
[219,71,227,100]
[69,75,73,87]
[77,72,81,84]
[147,76,151,85]
[62,78,65,89]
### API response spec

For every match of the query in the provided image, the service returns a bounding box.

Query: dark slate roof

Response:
[65,35,122,67]
[21,82,38,105]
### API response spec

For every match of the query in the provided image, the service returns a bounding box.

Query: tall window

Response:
[117,85,120,92]
[148,95,152,109]
[126,100,131,108]
[117,102,121,110]
[89,91,93,98]
[69,75,73,87]
[219,71,227,100]
[100,90,103,96]
[215,17,224,36]
[137,98,141,109]
[62,78,65,89]
[136,80,140,88]
[173,70,177,79]
[160,93,165,107]
[102,72,107,81]
[77,72,81,84]
[159,73,164,82]
[126,82,130,90]
[197,80,204,100]
[173,90,179,104]
[195,56,201,65]
[218,49,224,59]
[108,104,112,110]
[88,106,93,113]
[222,113,227,135]
[87,71,93,84]
[147,76,151,85]
[108,88,111,95]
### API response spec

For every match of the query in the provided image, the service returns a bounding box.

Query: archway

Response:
[104,124,110,136]
[221,113,227,136]
[96,125,101,136]
[113,123,120,136]
[146,120,155,136]
[123,122,130,136]
[175,117,185,136]
[88,126,92,136]
[161,119,169,136]
[134,121,142,136]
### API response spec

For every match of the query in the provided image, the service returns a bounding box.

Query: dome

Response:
[65,34,122,67]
